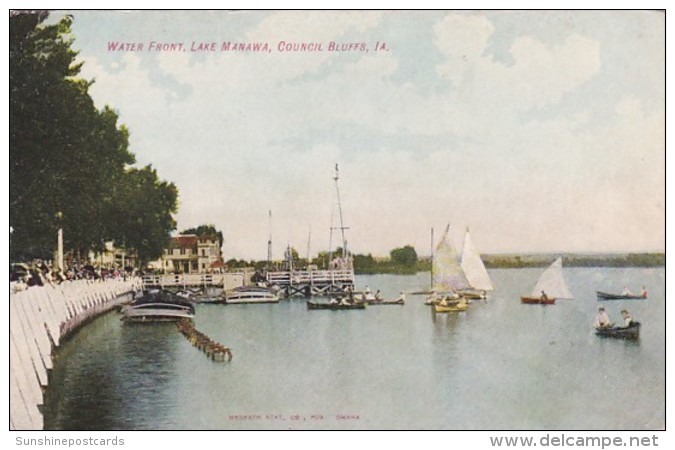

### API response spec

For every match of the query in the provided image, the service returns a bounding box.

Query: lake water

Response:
[43,267,665,430]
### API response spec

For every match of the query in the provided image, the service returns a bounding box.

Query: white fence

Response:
[9,278,141,430]
[266,269,354,285]
[142,273,246,291]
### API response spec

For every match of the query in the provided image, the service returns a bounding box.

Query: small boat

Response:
[224,285,279,304]
[596,291,647,301]
[425,224,471,307]
[122,290,195,322]
[458,227,494,299]
[306,300,366,310]
[362,298,404,306]
[595,322,641,340]
[521,258,574,305]
[356,292,404,305]
[434,299,469,313]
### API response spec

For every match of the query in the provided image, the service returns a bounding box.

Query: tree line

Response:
[10,12,178,266]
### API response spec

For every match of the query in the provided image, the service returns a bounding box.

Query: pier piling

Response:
[176,319,232,361]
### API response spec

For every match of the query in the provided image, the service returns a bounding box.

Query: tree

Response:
[182,225,223,251]
[390,245,418,267]
[10,12,135,260]
[10,12,179,266]
[107,166,178,266]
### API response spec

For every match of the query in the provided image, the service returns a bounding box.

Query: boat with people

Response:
[354,289,405,305]
[595,322,641,340]
[121,289,195,322]
[520,257,574,305]
[306,300,366,310]
[596,290,647,301]
[224,285,280,304]
[434,299,469,313]
[425,224,490,311]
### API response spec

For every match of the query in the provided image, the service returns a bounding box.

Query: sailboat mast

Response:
[334,164,348,258]
[430,227,434,290]
[306,226,311,263]
[267,210,272,270]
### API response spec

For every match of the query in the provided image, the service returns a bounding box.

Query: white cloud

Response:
[70,11,662,259]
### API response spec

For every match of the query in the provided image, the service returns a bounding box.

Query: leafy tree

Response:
[182,224,223,244]
[108,166,178,266]
[10,12,178,266]
[390,245,418,267]
[10,12,135,259]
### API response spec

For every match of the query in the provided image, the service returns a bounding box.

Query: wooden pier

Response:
[9,278,142,430]
[266,269,354,297]
[176,319,232,361]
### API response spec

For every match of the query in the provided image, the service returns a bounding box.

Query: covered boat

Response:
[224,285,279,304]
[122,290,195,322]
[521,258,574,305]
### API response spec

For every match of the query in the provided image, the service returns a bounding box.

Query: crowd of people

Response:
[10,260,137,293]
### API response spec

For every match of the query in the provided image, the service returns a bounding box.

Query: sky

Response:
[49,10,665,260]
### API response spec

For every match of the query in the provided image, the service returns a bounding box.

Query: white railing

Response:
[266,269,354,284]
[142,273,245,290]
[10,278,141,430]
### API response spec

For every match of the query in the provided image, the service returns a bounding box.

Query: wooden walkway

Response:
[266,269,355,297]
[9,278,142,430]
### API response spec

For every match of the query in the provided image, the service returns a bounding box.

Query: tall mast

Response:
[267,210,272,270]
[306,226,312,263]
[333,163,349,258]
[430,227,434,290]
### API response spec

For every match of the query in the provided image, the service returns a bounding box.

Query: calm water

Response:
[44,267,665,430]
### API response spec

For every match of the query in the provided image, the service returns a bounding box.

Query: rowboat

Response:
[520,296,556,305]
[306,301,365,310]
[596,291,647,301]
[364,298,404,306]
[595,322,640,340]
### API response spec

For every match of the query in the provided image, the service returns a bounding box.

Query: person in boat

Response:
[593,306,612,329]
[396,291,406,302]
[365,285,371,295]
[340,297,351,306]
[622,286,633,296]
[540,290,549,301]
[330,297,339,305]
[374,290,382,301]
[639,286,648,298]
[620,309,634,328]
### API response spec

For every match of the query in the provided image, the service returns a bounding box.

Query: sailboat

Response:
[520,257,574,305]
[427,225,469,313]
[459,227,494,299]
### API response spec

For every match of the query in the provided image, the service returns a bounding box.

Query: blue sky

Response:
[51,10,664,260]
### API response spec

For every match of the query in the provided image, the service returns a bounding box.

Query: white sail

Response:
[432,226,469,292]
[530,257,574,299]
[460,229,494,291]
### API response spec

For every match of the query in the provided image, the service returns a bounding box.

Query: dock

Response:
[266,269,354,297]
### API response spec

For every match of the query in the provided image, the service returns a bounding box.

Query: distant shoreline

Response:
[353,253,664,275]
